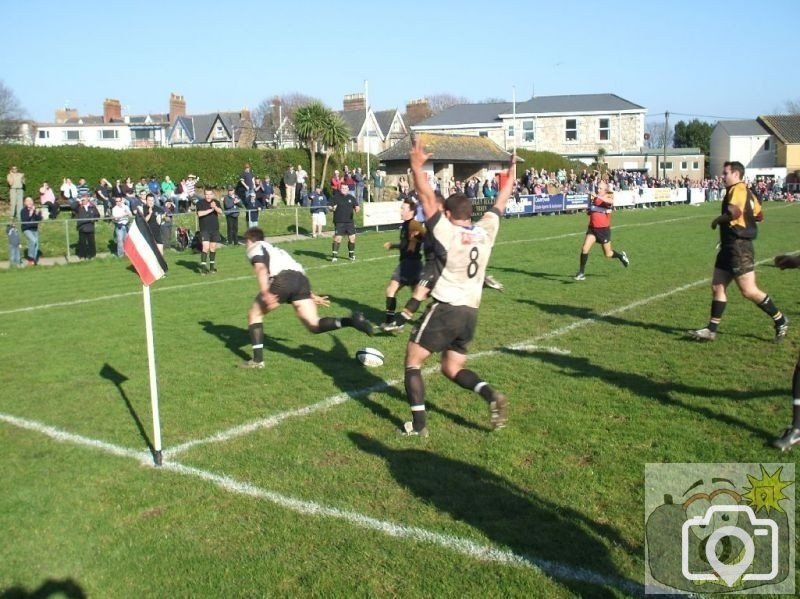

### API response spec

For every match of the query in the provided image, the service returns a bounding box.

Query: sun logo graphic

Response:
[645,463,795,595]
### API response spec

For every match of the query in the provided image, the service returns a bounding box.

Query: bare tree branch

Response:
[252,92,326,127]
[425,93,469,115]
[0,80,26,141]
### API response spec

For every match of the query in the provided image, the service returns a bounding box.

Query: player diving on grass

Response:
[399,138,516,436]
[240,227,374,369]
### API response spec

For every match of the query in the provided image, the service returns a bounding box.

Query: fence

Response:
[0,206,367,263]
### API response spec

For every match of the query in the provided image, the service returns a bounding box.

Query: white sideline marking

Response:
[0,412,150,462]
[0,410,643,596]
[163,343,572,458]
[0,210,724,317]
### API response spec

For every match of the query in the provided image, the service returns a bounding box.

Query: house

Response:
[338,94,407,154]
[757,115,800,174]
[0,120,36,145]
[167,111,255,148]
[710,119,776,178]
[377,132,513,190]
[411,93,646,160]
[603,147,705,181]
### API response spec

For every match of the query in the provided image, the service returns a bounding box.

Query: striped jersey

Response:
[246,240,304,276]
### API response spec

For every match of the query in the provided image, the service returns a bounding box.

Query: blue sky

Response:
[3,0,797,124]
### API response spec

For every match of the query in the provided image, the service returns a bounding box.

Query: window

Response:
[214,124,226,139]
[478,131,488,137]
[662,161,673,169]
[507,125,515,138]
[99,129,118,140]
[680,161,688,170]
[598,118,610,141]
[565,119,577,141]
[65,130,80,141]
[523,120,534,142]
[38,130,49,139]
[133,129,154,140]
[764,139,770,151]
[692,161,699,170]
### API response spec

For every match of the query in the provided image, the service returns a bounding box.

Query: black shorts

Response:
[391,260,423,286]
[200,230,221,243]
[334,222,356,236]
[149,227,162,244]
[410,301,478,354]
[587,227,611,244]
[417,260,442,290]
[715,239,755,276]
[256,270,312,308]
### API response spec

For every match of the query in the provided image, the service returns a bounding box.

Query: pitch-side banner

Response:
[363,201,403,226]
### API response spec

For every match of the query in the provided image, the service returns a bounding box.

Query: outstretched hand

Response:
[311,293,330,307]
[409,137,433,171]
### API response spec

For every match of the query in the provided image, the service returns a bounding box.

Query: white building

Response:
[710,120,778,178]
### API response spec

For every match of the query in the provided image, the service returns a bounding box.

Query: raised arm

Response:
[409,137,437,219]
[491,153,518,215]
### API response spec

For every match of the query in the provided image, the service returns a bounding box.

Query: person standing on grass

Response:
[111,196,132,257]
[574,180,629,281]
[772,254,800,451]
[20,197,42,265]
[6,220,21,267]
[222,186,241,246]
[330,184,359,262]
[75,193,100,259]
[7,165,25,220]
[399,138,515,437]
[143,193,164,255]
[688,161,788,342]
[381,196,425,326]
[239,227,375,369]
[196,188,223,274]
[309,185,328,238]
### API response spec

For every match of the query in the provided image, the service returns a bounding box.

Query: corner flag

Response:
[124,214,168,286]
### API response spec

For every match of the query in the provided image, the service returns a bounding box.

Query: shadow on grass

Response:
[175,259,204,273]
[99,363,156,460]
[331,296,389,331]
[503,349,780,441]
[491,265,576,283]
[291,249,330,261]
[517,298,686,335]
[349,432,643,597]
[1,577,87,598]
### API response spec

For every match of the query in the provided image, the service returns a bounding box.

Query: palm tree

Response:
[319,113,349,193]
[293,102,344,190]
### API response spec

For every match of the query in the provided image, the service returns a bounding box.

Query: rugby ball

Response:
[356,347,384,367]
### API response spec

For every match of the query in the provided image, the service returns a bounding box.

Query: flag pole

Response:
[365,79,370,201]
[142,283,163,465]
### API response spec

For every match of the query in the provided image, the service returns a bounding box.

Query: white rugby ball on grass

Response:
[356,347,384,367]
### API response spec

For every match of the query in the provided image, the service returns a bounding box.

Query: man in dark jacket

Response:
[222,186,241,245]
[76,193,101,259]
[20,196,42,265]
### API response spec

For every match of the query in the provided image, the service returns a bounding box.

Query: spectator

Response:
[6,165,25,220]
[122,176,135,196]
[283,166,297,206]
[330,170,342,194]
[143,193,164,255]
[240,163,255,196]
[75,194,100,259]
[6,220,21,267]
[147,175,160,196]
[261,176,275,208]
[222,186,241,245]
[296,164,308,206]
[309,185,328,238]
[96,178,112,214]
[244,183,260,229]
[39,182,57,219]
[134,176,148,197]
[373,169,385,201]
[353,167,365,203]
[161,196,176,250]
[161,175,176,199]
[76,177,91,199]
[20,196,42,265]
[111,196,132,257]
[397,175,410,197]
[60,177,78,211]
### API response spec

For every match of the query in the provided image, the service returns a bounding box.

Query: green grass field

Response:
[1,202,798,597]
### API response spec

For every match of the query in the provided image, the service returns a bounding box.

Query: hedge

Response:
[515,149,588,174]
[0,146,378,203]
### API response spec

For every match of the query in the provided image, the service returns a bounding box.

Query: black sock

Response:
[612,250,622,260]
[757,294,786,324]
[708,300,726,333]
[579,252,588,273]
[201,252,208,270]
[209,251,216,270]
[385,297,397,323]
[348,240,355,260]
[397,298,421,325]
[317,317,341,333]
[404,366,426,431]
[453,369,495,403]
[248,323,264,363]
[793,363,800,429]
[332,241,340,258]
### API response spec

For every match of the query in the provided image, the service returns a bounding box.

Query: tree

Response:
[644,121,673,149]
[319,114,349,193]
[252,93,325,128]
[783,98,800,114]
[0,80,25,141]
[672,119,713,157]
[425,93,469,115]
[294,103,348,189]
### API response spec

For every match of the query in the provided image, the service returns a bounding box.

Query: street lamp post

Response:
[271,102,282,148]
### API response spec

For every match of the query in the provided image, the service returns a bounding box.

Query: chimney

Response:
[103,98,122,123]
[343,93,366,113]
[55,107,79,123]
[404,98,432,127]
[169,93,186,124]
